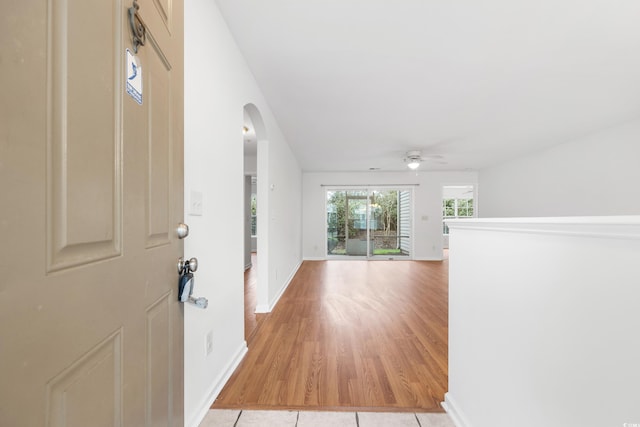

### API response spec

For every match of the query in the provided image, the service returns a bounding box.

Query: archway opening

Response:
[243,103,268,343]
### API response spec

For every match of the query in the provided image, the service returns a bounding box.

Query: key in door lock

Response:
[177,257,208,309]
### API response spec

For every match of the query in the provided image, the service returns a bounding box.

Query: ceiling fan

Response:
[404,150,445,169]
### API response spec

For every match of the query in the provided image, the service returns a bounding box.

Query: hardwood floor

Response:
[216,259,448,412]
[244,253,266,344]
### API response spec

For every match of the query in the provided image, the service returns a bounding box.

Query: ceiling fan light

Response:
[407,161,421,170]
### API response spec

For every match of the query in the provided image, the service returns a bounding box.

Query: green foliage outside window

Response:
[443,198,474,234]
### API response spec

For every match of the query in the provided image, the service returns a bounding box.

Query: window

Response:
[251,192,257,237]
[443,198,474,235]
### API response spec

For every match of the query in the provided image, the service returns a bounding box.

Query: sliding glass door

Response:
[326,190,368,256]
[326,188,412,258]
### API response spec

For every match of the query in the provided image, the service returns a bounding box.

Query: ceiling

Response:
[221,0,640,172]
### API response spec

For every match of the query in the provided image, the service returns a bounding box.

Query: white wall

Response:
[244,154,257,175]
[478,118,640,217]
[445,217,640,427]
[261,129,303,309]
[184,2,302,426]
[443,185,475,200]
[302,171,477,260]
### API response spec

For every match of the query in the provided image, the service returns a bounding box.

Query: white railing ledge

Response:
[445,215,640,240]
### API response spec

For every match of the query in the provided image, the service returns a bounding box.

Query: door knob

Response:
[177,257,206,309]
[176,223,189,239]
[177,257,198,274]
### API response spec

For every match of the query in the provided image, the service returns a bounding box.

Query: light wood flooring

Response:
[216,259,448,412]
[244,253,267,344]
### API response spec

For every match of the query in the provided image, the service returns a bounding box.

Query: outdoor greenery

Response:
[443,198,474,217]
[443,198,474,235]
[327,190,404,255]
[327,190,399,238]
[372,248,403,255]
[329,247,402,256]
[370,191,398,234]
[327,190,361,240]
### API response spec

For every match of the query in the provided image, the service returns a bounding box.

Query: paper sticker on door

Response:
[126,49,143,105]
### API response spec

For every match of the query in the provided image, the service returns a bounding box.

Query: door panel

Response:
[150,0,171,28]
[0,0,184,425]
[146,292,172,426]
[48,0,122,271]
[139,0,174,59]
[369,189,411,258]
[46,330,123,427]
[345,192,368,256]
[145,37,173,248]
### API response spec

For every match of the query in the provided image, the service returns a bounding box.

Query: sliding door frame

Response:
[324,185,415,260]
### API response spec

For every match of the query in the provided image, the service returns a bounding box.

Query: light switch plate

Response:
[190,190,203,216]
[205,330,213,356]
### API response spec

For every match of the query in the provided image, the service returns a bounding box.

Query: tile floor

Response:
[199,409,456,427]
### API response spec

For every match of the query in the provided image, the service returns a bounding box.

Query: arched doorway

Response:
[242,103,268,342]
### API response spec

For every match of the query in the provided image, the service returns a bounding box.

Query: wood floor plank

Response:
[216,259,449,412]
[244,253,266,345]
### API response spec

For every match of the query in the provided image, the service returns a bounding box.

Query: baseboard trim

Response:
[305,256,444,261]
[442,393,471,427]
[186,342,248,427]
[255,303,269,313]
[267,260,302,311]
[413,257,444,261]
[254,261,302,314]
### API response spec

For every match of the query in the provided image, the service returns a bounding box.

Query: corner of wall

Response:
[185,342,248,427]
[442,393,472,427]
[268,260,302,311]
